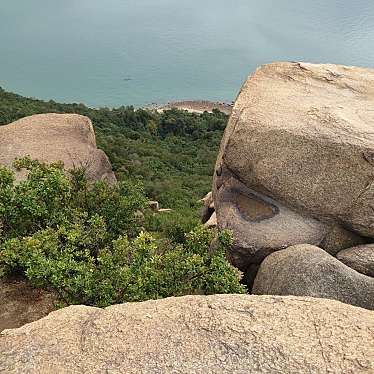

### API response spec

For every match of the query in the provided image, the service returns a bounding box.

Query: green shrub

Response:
[0,157,147,242]
[0,160,245,307]
[144,209,199,244]
[1,224,245,307]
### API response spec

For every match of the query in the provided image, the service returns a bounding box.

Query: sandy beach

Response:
[148,100,233,115]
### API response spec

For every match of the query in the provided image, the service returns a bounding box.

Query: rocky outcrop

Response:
[337,244,374,277]
[0,113,116,183]
[148,201,160,212]
[214,62,374,237]
[253,244,374,310]
[216,177,328,270]
[213,62,373,275]
[1,295,374,373]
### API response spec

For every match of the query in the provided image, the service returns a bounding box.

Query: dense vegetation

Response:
[0,87,227,213]
[0,159,245,307]
[0,88,245,307]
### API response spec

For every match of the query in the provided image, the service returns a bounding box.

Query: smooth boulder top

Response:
[214,62,374,237]
[337,244,374,277]
[253,244,374,310]
[1,295,374,373]
[0,113,116,183]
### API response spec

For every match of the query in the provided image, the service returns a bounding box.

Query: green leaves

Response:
[1,158,72,236]
[0,159,245,308]
[1,221,245,307]
[0,158,146,242]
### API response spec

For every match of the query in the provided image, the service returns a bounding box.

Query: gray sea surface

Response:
[1,0,373,107]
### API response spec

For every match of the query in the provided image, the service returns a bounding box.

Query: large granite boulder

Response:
[214,62,374,238]
[337,244,374,277]
[1,295,374,373]
[216,177,327,270]
[253,244,374,310]
[212,62,373,271]
[0,113,116,183]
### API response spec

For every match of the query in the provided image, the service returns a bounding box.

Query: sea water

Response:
[1,0,373,107]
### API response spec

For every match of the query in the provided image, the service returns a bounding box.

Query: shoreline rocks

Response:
[151,100,233,115]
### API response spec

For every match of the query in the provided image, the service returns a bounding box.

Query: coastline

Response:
[146,100,233,115]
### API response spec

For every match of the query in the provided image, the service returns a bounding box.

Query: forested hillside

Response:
[0,87,228,216]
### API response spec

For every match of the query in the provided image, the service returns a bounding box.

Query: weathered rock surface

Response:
[148,200,160,212]
[214,62,374,238]
[201,191,214,208]
[320,224,366,256]
[253,244,374,310]
[337,244,374,277]
[1,295,374,373]
[0,113,116,183]
[216,177,327,270]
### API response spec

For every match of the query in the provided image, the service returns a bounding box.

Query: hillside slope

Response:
[0,87,228,214]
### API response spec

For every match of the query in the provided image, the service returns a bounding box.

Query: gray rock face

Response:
[214,62,374,238]
[320,224,366,256]
[337,244,374,277]
[216,177,327,270]
[0,113,116,183]
[253,244,374,310]
[1,295,374,373]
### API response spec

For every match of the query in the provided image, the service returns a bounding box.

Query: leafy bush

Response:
[1,225,244,307]
[0,160,245,307]
[0,157,146,242]
[144,209,199,244]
